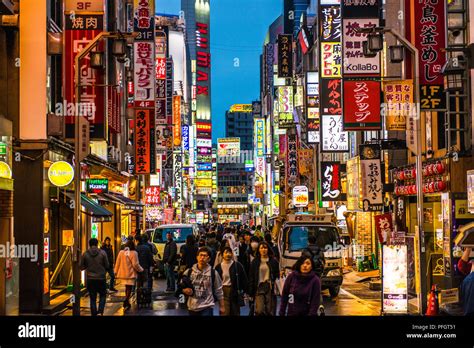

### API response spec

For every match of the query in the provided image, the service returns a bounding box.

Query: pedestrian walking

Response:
[101,237,117,292]
[136,234,154,289]
[215,246,248,316]
[264,233,280,262]
[163,232,178,292]
[142,233,156,289]
[114,240,144,310]
[248,241,280,316]
[179,247,225,316]
[302,235,325,278]
[79,238,109,316]
[279,254,321,316]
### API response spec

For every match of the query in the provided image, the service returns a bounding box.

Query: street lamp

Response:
[90,51,105,69]
[442,57,465,91]
[362,27,426,315]
[363,41,377,58]
[389,45,405,64]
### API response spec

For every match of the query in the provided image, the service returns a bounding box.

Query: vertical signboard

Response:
[286,134,298,188]
[173,96,182,147]
[360,159,383,211]
[307,71,320,143]
[134,109,151,174]
[383,80,413,131]
[278,86,294,128]
[255,119,265,178]
[383,245,408,314]
[321,162,344,201]
[321,115,348,152]
[278,34,293,78]
[64,4,105,139]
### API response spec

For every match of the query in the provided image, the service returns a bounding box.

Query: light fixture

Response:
[113,39,126,56]
[441,57,465,91]
[368,32,384,52]
[389,45,405,63]
[90,51,104,69]
[363,41,377,58]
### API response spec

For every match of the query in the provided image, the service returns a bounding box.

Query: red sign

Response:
[64,14,105,139]
[156,57,166,79]
[107,86,121,133]
[413,0,446,86]
[196,122,212,133]
[343,80,381,130]
[134,109,151,174]
[374,213,394,244]
[145,186,160,205]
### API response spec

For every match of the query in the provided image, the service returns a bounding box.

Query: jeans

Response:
[222,286,240,316]
[188,307,213,316]
[255,282,276,316]
[165,263,176,291]
[87,279,107,316]
[106,268,115,290]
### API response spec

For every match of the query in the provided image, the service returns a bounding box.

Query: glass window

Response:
[153,227,193,244]
[287,226,339,251]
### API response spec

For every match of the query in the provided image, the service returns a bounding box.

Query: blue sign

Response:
[182,125,189,151]
[197,163,212,171]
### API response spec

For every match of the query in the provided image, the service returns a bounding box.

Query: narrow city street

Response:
[60,269,381,316]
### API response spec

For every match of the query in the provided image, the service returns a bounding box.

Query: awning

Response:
[101,192,144,211]
[64,192,113,222]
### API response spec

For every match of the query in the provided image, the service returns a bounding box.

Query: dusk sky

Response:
[155,0,282,140]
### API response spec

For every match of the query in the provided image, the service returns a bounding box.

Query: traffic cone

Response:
[425,285,439,316]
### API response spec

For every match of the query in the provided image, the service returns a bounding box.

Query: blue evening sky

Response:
[155,0,282,140]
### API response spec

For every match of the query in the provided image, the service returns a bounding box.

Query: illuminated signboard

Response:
[86,178,109,194]
[217,138,240,157]
[229,104,252,113]
[48,161,74,187]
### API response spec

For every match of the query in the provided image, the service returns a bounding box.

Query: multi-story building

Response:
[225,104,254,151]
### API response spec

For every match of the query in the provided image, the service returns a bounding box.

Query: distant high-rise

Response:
[225,104,254,151]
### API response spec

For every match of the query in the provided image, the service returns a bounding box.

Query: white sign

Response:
[134,41,155,103]
[321,115,348,152]
[292,186,309,207]
[343,18,380,75]
[217,138,241,157]
[196,138,212,148]
[383,245,408,314]
[360,159,383,211]
[308,131,320,143]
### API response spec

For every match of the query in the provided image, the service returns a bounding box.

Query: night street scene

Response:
[0,0,474,345]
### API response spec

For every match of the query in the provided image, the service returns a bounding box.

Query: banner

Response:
[383,245,408,314]
[342,0,381,18]
[320,5,341,42]
[343,80,381,130]
[360,159,383,211]
[321,162,344,201]
[383,80,413,131]
[278,34,293,78]
[321,115,348,152]
[134,109,152,174]
[286,134,298,188]
[134,41,155,107]
[298,149,313,176]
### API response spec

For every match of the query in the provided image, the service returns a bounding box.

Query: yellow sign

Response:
[0,161,12,179]
[48,161,74,187]
[195,178,212,187]
[62,230,74,246]
[383,80,413,131]
[229,104,252,113]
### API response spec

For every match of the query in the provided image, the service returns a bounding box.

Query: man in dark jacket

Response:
[101,237,117,292]
[137,235,154,289]
[80,238,109,316]
[302,235,325,277]
[163,232,178,292]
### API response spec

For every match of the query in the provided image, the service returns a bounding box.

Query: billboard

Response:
[172,96,182,147]
[343,80,381,130]
[134,109,152,174]
[217,138,241,157]
[321,162,344,201]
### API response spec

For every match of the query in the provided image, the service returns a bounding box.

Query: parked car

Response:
[151,224,199,278]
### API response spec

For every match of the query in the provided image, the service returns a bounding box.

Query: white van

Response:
[151,224,199,277]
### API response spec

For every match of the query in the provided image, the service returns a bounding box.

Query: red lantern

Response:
[427,164,434,176]
[411,185,417,194]
[422,166,428,177]
[437,180,446,192]
[411,168,417,179]
[428,181,435,193]
[435,162,445,175]
[399,171,405,181]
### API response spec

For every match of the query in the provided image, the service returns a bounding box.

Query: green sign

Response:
[86,178,109,194]
[0,143,6,155]
[91,223,99,239]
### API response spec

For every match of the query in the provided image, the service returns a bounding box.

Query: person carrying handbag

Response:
[114,240,144,310]
[215,246,248,316]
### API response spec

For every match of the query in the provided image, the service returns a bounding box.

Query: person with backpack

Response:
[215,246,248,316]
[79,238,109,316]
[248,241,280,316]
[136,234,154,290]
[302,235,325,278]
[279,254,321,316]
[179,247,225,316]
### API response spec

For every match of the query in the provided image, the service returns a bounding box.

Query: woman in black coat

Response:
[248,241,280,316]
[215,246,248,316]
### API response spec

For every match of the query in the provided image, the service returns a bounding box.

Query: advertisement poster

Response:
[134,109,152,174]
[292,186,309,208]
[321,42,342,78]
[278,34,293,78]
[383,245,408,314]
[383,80,413,131]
